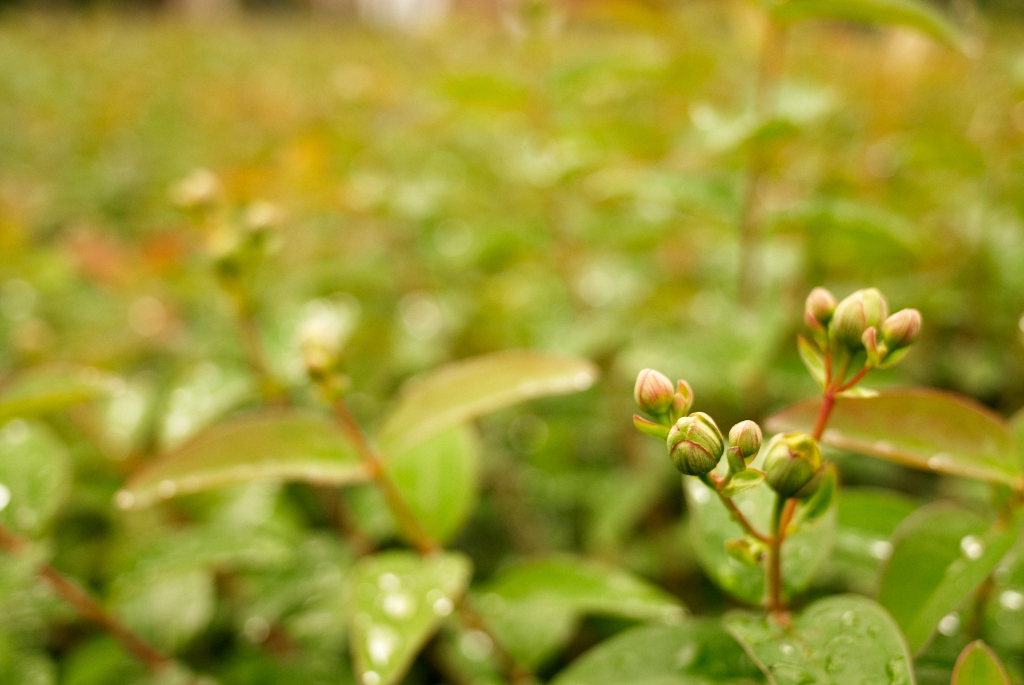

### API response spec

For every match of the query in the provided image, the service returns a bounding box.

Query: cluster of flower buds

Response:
[633,370,763,478]
[804,287,921,370]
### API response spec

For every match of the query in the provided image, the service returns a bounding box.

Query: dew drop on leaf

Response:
[999,590,1024,610]
[960,534,984,560]
[937,613,960,635]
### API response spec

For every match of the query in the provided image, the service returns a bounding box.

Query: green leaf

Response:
[550,619,764,685]
[877,504,1018,654]
[952,641,1010,685]
[376,350,598,454]
[386,425,480,543]
[346,551,472,685]
[797,336,826,390]
[0,365,108,422]
[769,0,962,49]
[0,420,71,536]
[111,568,215,652]
[766,389,1022,488]
[823,488,919,594]
[475,555,685,667]
[684,465,836,605]
[796,464,835,522]
[982,542,1024,652]
[722,469,766,498]
[119,411,371,509]
[726,595,914,684]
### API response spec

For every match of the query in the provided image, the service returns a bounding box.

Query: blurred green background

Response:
[3,0,1024,682]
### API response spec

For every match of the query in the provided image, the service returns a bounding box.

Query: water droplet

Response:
[157,480,177,498]
[382,592,414,619]
[937,613,960,636]
[780,642,795,655]
[927,453,951,469]
[459,630,493,661]
[115,490,135,510]
[362,672,380,685]
[0,483,10,512]
[841,610,856,626]
[869,540,893,560]
[573,371,594,391]
[960,535,985,560]
[432,597,453,616]
[378,573,401,592]
[366,625,399,666]
[692,486,710,504]
[999,590,1024,611]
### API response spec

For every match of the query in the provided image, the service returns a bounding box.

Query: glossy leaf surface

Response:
[877,504,1018,654]
[377,351,598,454]
[766,389,1022,487]
[120,411,370,509]
[770,0,962,48]
[551,619,763,685]
[476,555,684,667]
[347,551,472,685]
[952,641,1010,685]
[0,420,71,535]
[684,470,836,605]
[385,425,480,543]
[0,365,108,422]
[726,594,914,684]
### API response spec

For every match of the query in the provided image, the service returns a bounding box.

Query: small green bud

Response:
[861,326,887,367]
[725,538,763,566]
[831,288,889,350]
[881,308,922,350]
[634,369,675,416]
[763,433,823,499]
[666,412,725,476]
[804,287,837,329]
[726,445,746,476]
[728,420,762,460]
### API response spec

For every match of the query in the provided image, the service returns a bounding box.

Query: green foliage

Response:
[769,0,963,48]
[952,641,1010,685]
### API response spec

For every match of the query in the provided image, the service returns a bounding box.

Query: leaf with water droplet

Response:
[0,364,110,422]
[877,503,1018,654]
[376,350,598,455]
[767,389,1021,488]
[550,618,763,685]
[0,420,71,536]
[684,458,836,605]
[982,541,1024,653]
[110,568,216,652]
[952,641,1010,685]
[726,595,914,685]
[347,551,472,685]
[121,410,371,508]
[474,555,685,668]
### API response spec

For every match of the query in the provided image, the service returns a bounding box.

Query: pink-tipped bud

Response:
[831,288,889,350]
[881,308,922,350]
[634,369,675,415]
[805,287,838,328]
[729,420,763,460]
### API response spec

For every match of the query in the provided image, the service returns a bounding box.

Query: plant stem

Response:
[767,495,788,617]
[221,280,287,406]
[737,14,787,303]
[700,473,772,544]
[812,389,835,442]
[0,522,172,674]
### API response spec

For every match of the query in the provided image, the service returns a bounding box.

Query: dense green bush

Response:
[1,1,1024,683]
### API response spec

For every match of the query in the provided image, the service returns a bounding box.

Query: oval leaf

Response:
[877,503,1018,654]
[0,365,109,422]
[684,468,836,605]
[770,0,962,49]
[476,555,685,668]
[551,619,763,685]
[377,351,598,454]
[952,641,1010,685]
[347,551,472,685]
[386,425,481,543]
[983,542,1024,652]
[766,389,1022,488]
[725,594,914,684]
[0,419,71,536]
[119,411,371,509]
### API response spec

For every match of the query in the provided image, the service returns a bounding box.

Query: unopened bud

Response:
[171,168,222,211]
[666,412,725,476]
[729,420,762,460]
[831,288,888,350]
[634,369,675,416]
[763,433,823,499]
[670,379,694,421]
[725,538,762,566]
[861,326,887,367]
[244,201,286,233]
[881,308,922,350]
[298,301,352,374]
[804,287,837,328]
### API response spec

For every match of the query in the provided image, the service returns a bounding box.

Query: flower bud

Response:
[171,168,222,211]
[831,288,889,350]
[297,300,353,375]
[670,379,694,421]
[861,326,886,368]
[666,412,725,476]
[881,308,922,350]
[634,369,675,416]
[763,433,823,499]
[804,287,837,328]
[729,420,762,460]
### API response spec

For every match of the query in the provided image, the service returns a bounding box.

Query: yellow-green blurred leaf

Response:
[770,0,962,48]
[0,365,108,422]
[952,641,1010,685]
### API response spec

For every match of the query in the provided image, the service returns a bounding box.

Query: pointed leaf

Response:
[877,504,1018,654]
[111,569,215,652]
[550,619,764,685]
[684,463,836,605]
[476,555,685,667]
[119,411,371,509]
[347,551,472,685]
[952,641,1010,685]
[797,336,826,390]
[766,389,1022,488]
[770,0,962,49]
[0,420,71,536]
[726,595,914,685]
[0,365,109,422]
[377,351,598,454]
[721,469,766,498]
[983,542,1024,652]
[386,425,480,543]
